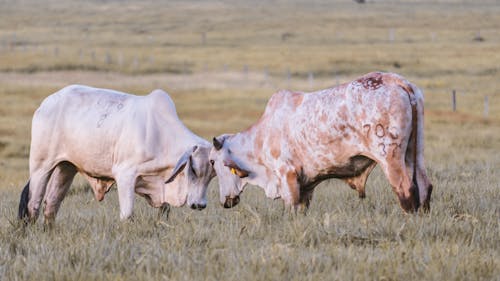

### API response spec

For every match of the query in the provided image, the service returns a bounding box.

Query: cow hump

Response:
[147,89,178,117]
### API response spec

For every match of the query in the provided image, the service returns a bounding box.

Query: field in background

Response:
[0,1,499,280]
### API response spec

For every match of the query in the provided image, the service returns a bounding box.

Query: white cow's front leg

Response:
[116,171,137,220]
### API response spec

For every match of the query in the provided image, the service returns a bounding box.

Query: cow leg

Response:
[378,158,419,213]
[343,161,377,198]
[157,203,171,221]
[282,172,320,216]
[279,169,301,211]
[27,168,53,223]
[43,162,77,226]
[297,180,322,215]
[115,172,137,220]
[298,188,314,215]
[299,188,314,209]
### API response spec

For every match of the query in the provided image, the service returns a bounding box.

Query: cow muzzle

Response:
[190,203,207,210]
[223,195,240,208]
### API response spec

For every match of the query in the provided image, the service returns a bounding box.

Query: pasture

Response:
[1,0,499,280]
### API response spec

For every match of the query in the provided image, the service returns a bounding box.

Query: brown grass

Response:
[0,0,499,280]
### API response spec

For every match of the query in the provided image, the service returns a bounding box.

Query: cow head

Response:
[164,144,215,210]
[209,134,249,208]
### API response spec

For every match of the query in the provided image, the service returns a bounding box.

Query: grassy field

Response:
[1,0,499,280]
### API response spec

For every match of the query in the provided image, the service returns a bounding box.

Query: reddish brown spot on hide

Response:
[286,170,299,203]
[268,91,286,110]
[271,147,280,159]
[338,105,348,121]
[360,110,367,120]
[254,129,264,156]
[357,72,383,90]
[317,130,333,146]
[279,166,286,175]
[269,130,281,159]
[290,93,304,108]
[320,113,328,123]
[256,155,265,167]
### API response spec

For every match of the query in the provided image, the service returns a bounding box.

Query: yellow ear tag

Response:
[230,168,237,175]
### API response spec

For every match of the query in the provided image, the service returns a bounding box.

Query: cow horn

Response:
[213,137,223,150]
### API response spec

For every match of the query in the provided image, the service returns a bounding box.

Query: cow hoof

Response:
[358,191,366,199]
[223,196,240,208]
[190,203,206,210]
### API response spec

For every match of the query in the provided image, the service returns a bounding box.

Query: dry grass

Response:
[0,0,499,280]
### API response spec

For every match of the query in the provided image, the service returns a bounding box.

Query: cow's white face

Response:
[209,134,248,208]
[165,145,215,210]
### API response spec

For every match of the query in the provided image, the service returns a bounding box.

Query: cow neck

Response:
[233,119,270,170]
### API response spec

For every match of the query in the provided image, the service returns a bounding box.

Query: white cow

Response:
[210,72,433,212]
[18,85,215,223]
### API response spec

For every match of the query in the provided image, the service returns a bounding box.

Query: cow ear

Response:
[223,159,250,178]
[213,134,234,151]
[231,167,249,178]
[213,137,224,150]
[165,147,195,183]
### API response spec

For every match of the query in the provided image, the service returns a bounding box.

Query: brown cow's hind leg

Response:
[343,161,377,198]
[379,158,419,213]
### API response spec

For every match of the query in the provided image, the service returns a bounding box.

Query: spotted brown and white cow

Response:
[210,72,433,212]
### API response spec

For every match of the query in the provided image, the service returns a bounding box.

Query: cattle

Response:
[18,85,215,224]
[210,72,433,213]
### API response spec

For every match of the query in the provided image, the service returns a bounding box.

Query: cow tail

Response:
[18,180,30,221]
[405,83,420,209]
[411,83,433,211]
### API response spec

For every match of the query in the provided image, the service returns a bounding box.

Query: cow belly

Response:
[325,155,374,178]
[59,133,115,176]
[311,155,375,183]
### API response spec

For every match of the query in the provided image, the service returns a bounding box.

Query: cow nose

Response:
[190,203,206,210]
[223,195,240,208]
